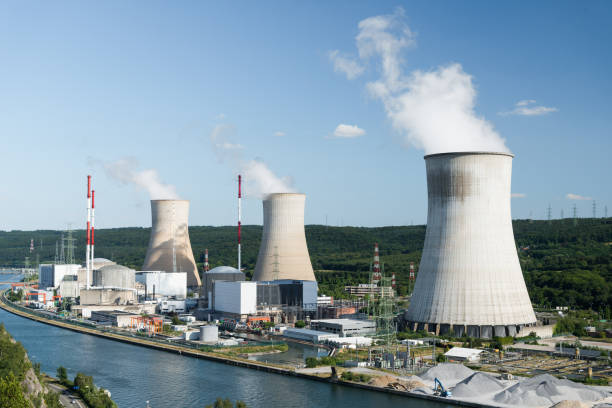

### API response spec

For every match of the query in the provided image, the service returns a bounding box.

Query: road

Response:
[46,381,85,408]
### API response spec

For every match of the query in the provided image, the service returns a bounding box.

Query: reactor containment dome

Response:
[405,152,536,338]
[142,200,202,288]
[252,193,316,282]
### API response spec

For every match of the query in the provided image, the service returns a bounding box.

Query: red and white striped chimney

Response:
[86,175,91,289]
[237,174,242,271]
[204,248,209,272]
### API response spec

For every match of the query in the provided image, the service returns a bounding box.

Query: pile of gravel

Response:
[493,374,610,407]
[419,363,475,387]
[451,372,506,398]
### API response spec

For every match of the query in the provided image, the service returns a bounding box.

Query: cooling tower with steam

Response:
[252,193,316,282]
[405,152,536,338]
[142,200,202,288]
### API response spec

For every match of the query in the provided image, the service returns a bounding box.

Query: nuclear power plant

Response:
[252,193,316,282]
[142,200,201,288]
[405,152,536,338]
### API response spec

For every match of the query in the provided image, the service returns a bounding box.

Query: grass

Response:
[215,343,289,356]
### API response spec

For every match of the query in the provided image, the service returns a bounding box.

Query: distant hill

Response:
[1,218,610,314]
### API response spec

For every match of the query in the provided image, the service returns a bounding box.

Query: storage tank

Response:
[252,193,315,281]
[142,200,201,288]
[93,264,135,289]
[405,152,536,338]
[200,325,219,343]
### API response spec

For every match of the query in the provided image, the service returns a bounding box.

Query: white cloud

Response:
[331,8,508,154]
[511,193,526,198]
[566,193,592,201]
[209,125,294,198]
[274,131,286,137]
[501,100,558,116]
[101,158,179,200]
[328,50,364,80]
[332,124,366,138]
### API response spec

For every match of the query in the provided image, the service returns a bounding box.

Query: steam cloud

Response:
[103,158,179,200]
[210,124,295,199]
[333,8,509,154]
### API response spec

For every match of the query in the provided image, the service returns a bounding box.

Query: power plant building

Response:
[213,281,257,315]
[256,280,318,311]
[136,271,187,299]
[142,200,201,288]
[202,266,245,301]
[39,264,80,289]
[252,193,316,282]
[405,152,536,338]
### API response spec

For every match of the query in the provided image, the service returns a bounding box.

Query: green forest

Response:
[1,218,610,314]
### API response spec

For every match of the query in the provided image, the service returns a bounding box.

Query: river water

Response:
[0,274,451,408]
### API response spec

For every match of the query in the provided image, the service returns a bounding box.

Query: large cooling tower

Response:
[142,200,201,288]
[405,152,536,338]
[252,193,316,281]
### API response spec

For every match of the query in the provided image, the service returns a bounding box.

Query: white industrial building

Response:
[252,193,316,282]
[136,271,187,299]
[142,200,201,288]
[444,347,484,362]
[39,264,80,289]
[159,299,186,313]
[405,152,537,338]
[283,328,338,344]
[213,281,257,315]
[310,319,376,337]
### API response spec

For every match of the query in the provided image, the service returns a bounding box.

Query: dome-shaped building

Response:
[93,264,135,289]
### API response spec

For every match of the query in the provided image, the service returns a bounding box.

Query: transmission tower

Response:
[547,204,552,224]
[560,209,564,219]
[374,264,397,368]
[573,204,578,226]
[605,205,608,218]
[592,200,597,218]
[64,225,76,265]
[54,241,59,264]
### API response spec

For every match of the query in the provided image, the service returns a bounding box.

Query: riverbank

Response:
[0,293,479,408]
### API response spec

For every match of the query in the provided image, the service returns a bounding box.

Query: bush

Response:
[436,354,447,362]
[73,372,116,408]
[340,371,371,383]
[0,373,29,408]
[205,398,248,408]
[295,320,306,328]
[305,357,318,368]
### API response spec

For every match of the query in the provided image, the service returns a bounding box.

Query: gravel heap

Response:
[493,374,610,407]
[418,363,475,387]
[451,372,506,398]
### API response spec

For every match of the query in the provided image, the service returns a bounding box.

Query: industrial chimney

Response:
[252,193,316,281]
[142,200,201,288]
[405,152,536,338]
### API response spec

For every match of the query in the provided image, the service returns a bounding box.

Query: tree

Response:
[57,366,68,384]
[0,373,29,408]
[294,320,306,328]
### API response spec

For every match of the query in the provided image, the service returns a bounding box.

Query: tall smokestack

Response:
[86,175,91,289]
[405,152,536,338]
[238,174,242,272]
[91,189,95,272]
[372,243,381,284]
[204,248,209,272]
[142,200,201,288]
[252,193,315,281]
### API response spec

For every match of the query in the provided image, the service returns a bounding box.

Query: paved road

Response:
[46,381,85,408]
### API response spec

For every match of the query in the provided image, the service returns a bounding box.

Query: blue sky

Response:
[0,1,610,230]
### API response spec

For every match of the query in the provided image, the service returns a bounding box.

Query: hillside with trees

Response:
[1,218,610,315]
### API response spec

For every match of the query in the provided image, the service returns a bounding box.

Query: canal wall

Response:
[0,293,495,408]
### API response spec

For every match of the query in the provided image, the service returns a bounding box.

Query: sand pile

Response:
[369,375,425,391]
[493,374,610,407]
[451,372,506,398]
[419,363,475,387]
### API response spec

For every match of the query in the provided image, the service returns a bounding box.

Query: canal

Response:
[0,275,452,408]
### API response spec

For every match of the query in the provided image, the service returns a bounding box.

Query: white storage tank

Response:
[200,325,219,343]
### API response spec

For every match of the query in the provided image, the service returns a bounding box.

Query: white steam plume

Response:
[210,124,295,199]
[333,8,509,154]
[103,158,179,200]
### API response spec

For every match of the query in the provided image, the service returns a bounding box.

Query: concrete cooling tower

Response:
[405,152,536,338]
[142,200,201,288]
[252,193,316,282]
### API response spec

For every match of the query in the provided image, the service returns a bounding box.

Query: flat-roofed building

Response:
[310,318,376,337]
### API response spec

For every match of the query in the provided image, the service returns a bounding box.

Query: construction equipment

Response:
[433,377,452,397]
